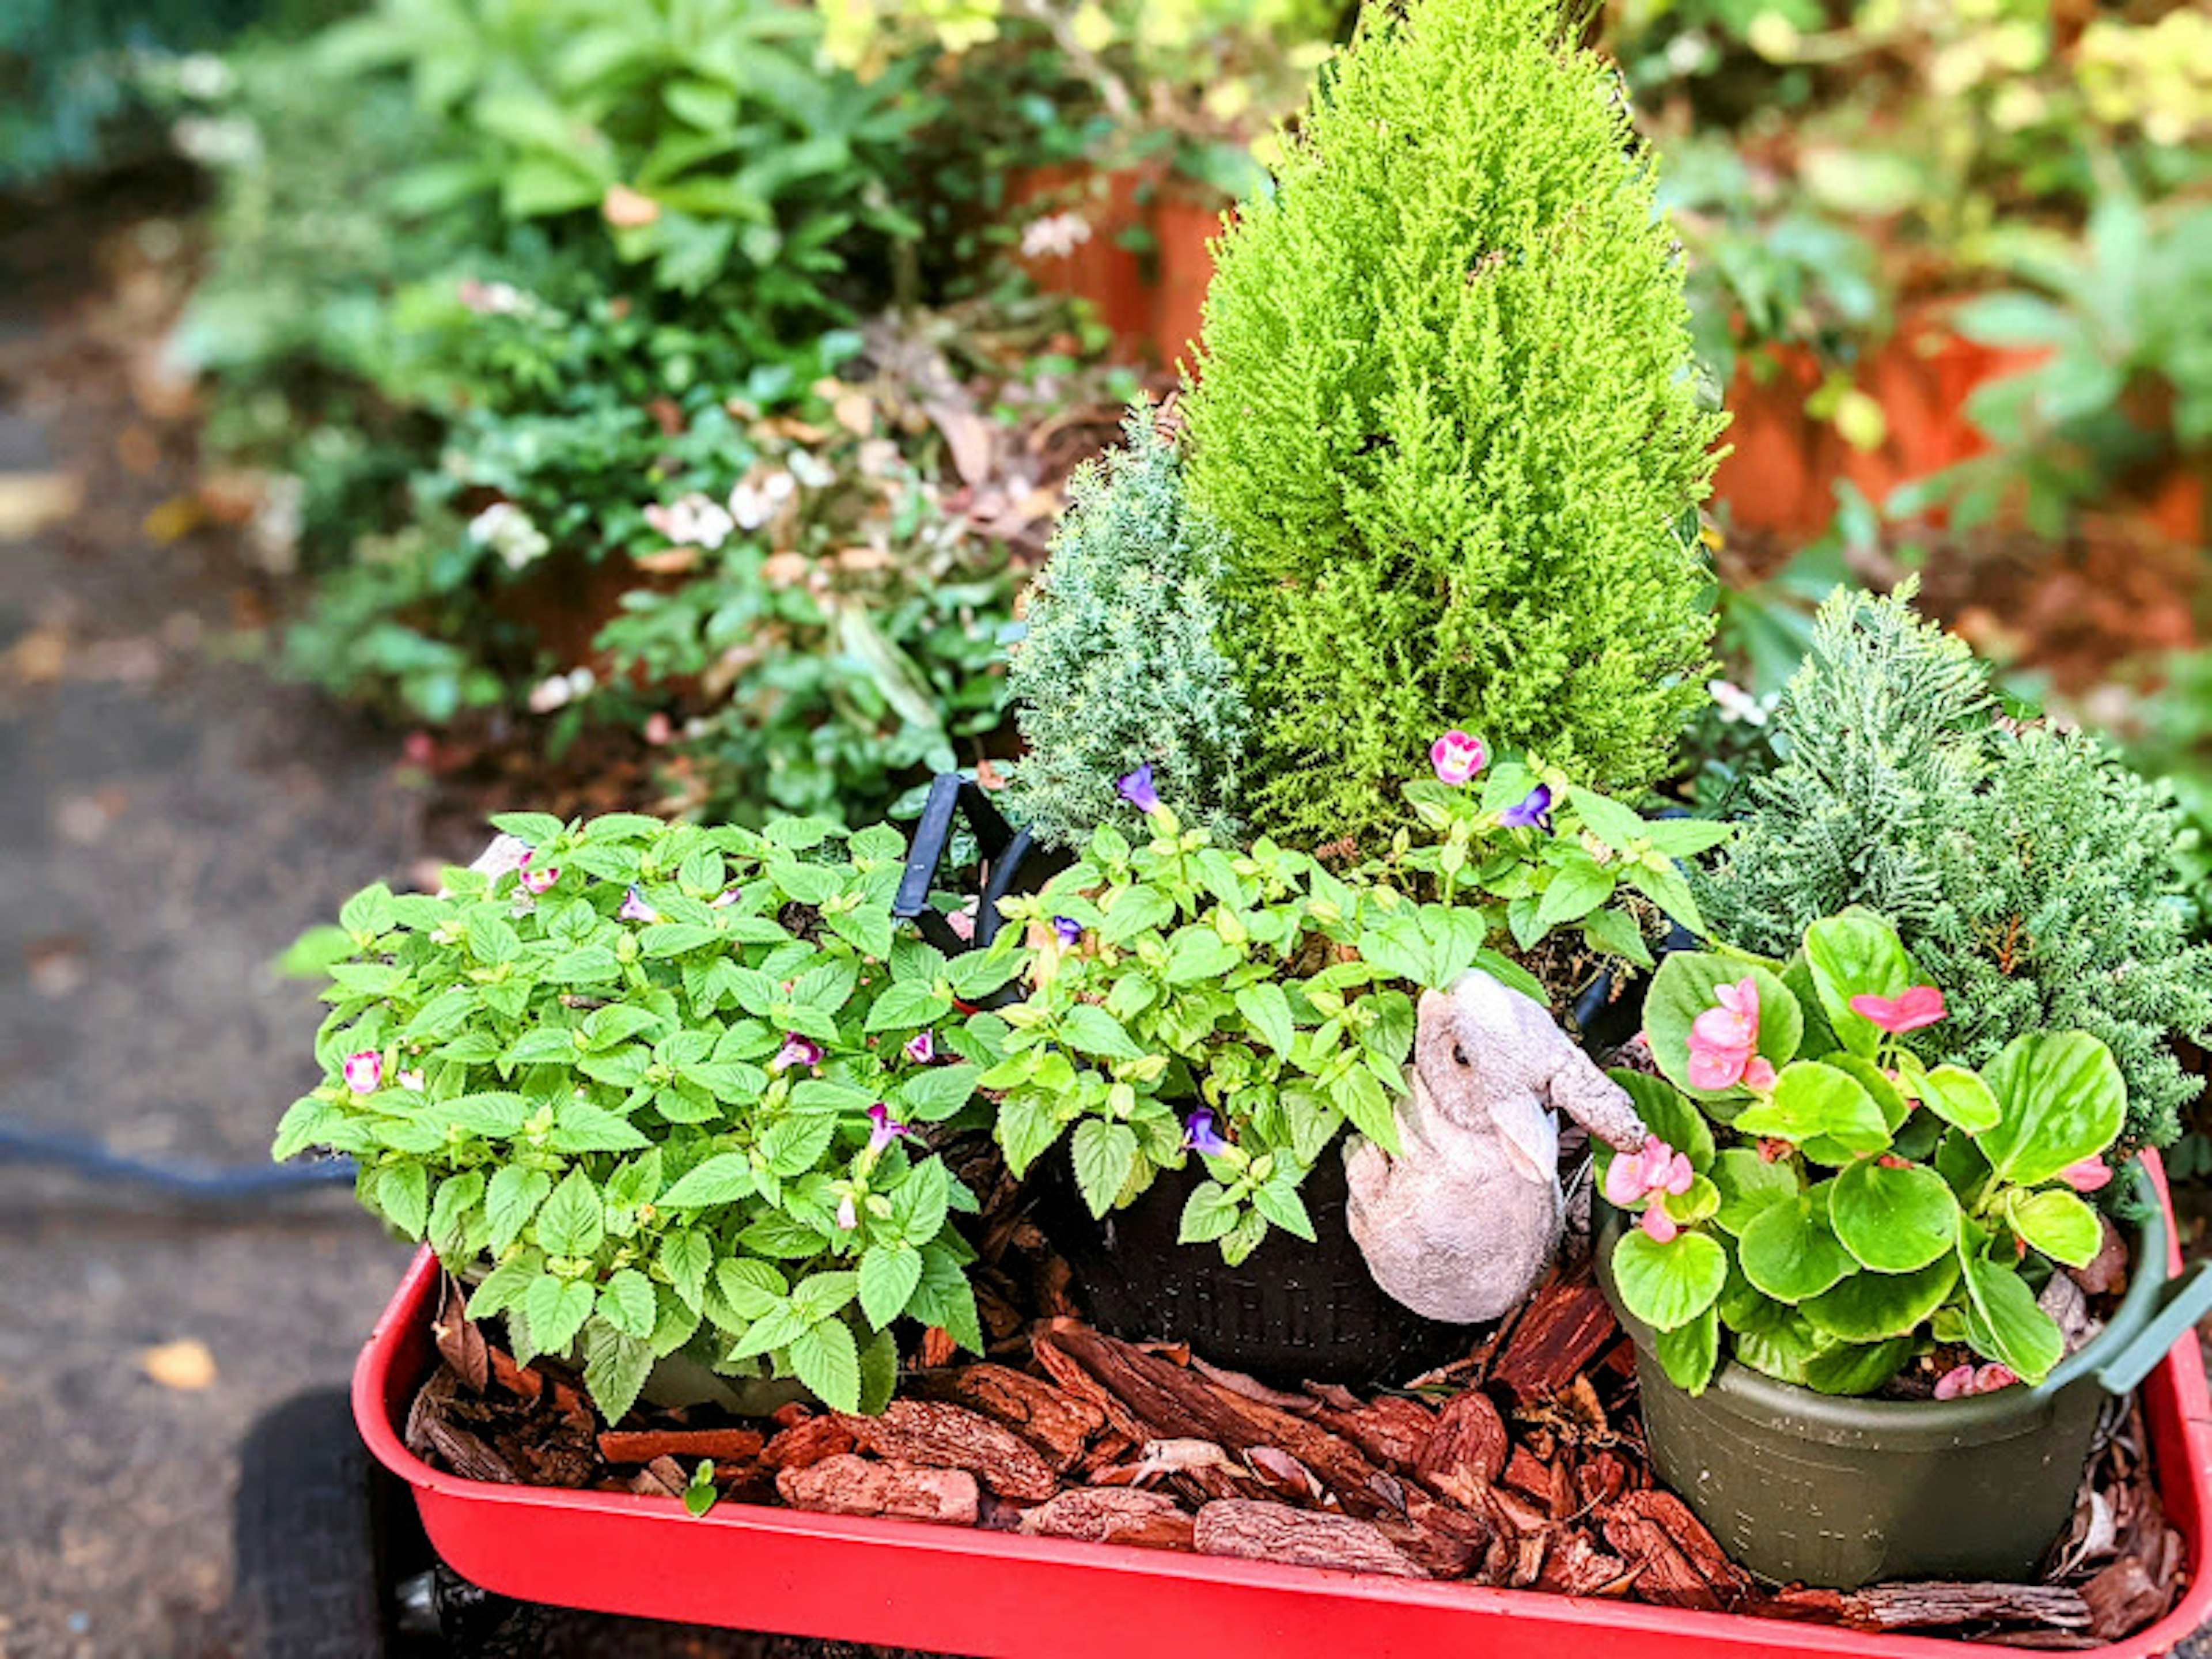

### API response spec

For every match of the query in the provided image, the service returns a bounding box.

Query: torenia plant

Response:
[1602,907,2126,1399]
[984,740,1712,1264]
[274,812,1021,1422]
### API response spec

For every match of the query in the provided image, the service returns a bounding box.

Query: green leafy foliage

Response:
[315,0,930,311]
[1603,910,2128,1399]
[1183,0,1725,848]
[1003,402,1251,850]
[984,767,1697,1261]
[272,812,1009,1421]
[1694,584,2212,1153]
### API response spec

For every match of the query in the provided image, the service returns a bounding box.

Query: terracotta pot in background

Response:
[1008,163,1222,367]
[1714,302,2207,547]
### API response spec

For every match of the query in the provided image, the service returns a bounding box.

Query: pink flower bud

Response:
[1849,986,1947,1036]
[1638,1203,1679,1245]
[342,1050,383,1094]
[1933,1363,1976,1401]
[835,1193,858,1231]
[2059,1156,2113,1194]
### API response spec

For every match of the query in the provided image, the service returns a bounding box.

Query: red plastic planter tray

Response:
[355,1169,2212,1659]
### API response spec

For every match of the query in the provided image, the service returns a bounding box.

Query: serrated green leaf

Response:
[788,1320,861,1412]
[536,1168,605,1256]
[598,1268,657,1338]
[1070,1119,1140,1218]
[858,1244,923,1327]
[524,1274,596,1354]
[659,1154,753,1209]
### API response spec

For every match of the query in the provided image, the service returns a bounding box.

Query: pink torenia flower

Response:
[1603,1136,1695,1207]
[904,1029,936,1066]
[1934,1363,2020,1400]
[342,1050,384,1094]
[771,1033,823,1073]
[1849,986,1947,1036]
[396,1069,426,1093]
[866,1103,910,1154]
[619,884,658,922]
[2060,1156,2113,1194]
[517,851,559,895]
[1429,729,1488,786]
[1687,976,1763,1090]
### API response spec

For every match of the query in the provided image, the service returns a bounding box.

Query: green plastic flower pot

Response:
[1595,1161,2212,1589]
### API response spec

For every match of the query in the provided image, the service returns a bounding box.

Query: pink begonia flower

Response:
[835,1193,859,1231]
[517,851,559,895]
[396,1069,426,1093]
[904,1029,936,1065]
[1429,729,1488,786]
[2060,1156,2113,1194]
[1934,1363,2020,1400]
[342,1050,384,1094]
[1742,1056,1778,1091]
[1639,1204,1680,1244]
[771,1034,823,1073]
[1687,976,1762,1089]
[1849,986,1947,1035]
[1603,1136,1694,1207]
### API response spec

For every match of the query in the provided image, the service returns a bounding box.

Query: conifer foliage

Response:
[1003,402,1251,849]
[1183,0,1725,848]
[1696,584,2212,1153]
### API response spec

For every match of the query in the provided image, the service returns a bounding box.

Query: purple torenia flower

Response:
[619,884,658,922]
[342,1050,384,1094]
[1116,763,1163,815]
[1181,1109,1230,1157]
[1052,916,1084,947]
[1499,784,1554,832]
[771,1033,823,1073]
[904,1029,936,1065]
[1429,729,1488,786]
[866,1103,910,1154]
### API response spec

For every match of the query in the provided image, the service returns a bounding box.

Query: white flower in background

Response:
[247,473,304,575]
[467,502,550,571]
[1020,212,1092,260]
[175,54,236,101]
[171,115,261,168]
[527,666,598,714]
[643,492,735,551]
[729,470,797,530]
[1708,678,1772,727]
[457,278,527,317]
[787,450,835,490]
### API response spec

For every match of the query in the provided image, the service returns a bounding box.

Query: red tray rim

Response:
[353,1155,2212,1658]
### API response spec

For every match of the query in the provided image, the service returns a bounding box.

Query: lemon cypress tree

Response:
[1184,0,1725,847]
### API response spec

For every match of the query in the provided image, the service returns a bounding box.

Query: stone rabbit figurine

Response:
[1343,968,1650,1323]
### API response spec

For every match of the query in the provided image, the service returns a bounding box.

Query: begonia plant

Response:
[1601,907,2127,1399]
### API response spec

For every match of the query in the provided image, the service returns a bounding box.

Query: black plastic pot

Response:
[1594,1164,2212,1589]
[1032,1148,1480,1387]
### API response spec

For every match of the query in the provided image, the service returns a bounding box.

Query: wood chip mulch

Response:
[404,1254,2188,1650]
